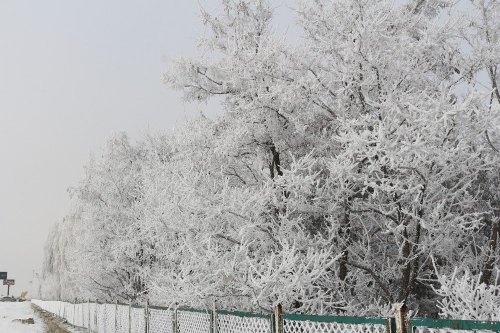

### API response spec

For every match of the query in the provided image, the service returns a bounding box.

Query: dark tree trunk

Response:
[480,215,500,285]
[398,221,421,302]
[338,200,352,281]
[269,144,283,179]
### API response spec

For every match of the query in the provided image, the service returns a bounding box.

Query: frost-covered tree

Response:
[54,133,153,302]
[40,0,500,317]
[164,0,500,315]
[435,268,500,320]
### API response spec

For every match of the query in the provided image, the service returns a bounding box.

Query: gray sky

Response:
[0,0,220,296]
[0,0,296,296]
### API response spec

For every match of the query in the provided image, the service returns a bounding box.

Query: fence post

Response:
[115,300,118,333]
[82,300,85,329]
[394,302,409,333]
[274,304,283,333]
[88,299,91,332]
[173,303,178,333]
[145,299,149,333]
[212,301,217,333]
[95,300,98,333]
[129,300,132,333]
[74,298,77,326]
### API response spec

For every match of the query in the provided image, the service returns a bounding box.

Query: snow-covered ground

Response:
[0,301,45,333]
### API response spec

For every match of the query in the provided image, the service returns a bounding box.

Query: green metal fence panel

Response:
[216,309,273,333]
[149,307,175,333]
[177,308,212,333]
[132,305,146,333]
[96,303,107,333]
[410,318,500,333]
[89,302,97,332]
[103,303,116,333]
[283,313,391,333]
[116,304,130,333]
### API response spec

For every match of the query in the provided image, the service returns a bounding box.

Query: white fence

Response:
[31,299,500,333]
[32,299,171,333]
[31,299,394,333]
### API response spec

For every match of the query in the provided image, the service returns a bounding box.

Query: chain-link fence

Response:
[31,299,500,333]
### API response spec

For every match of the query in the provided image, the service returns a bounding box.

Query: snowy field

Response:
[0,302,45,333]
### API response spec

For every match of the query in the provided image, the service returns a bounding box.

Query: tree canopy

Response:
[37,0,500,319]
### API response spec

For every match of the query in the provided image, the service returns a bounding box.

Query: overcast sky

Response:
[0,0,296,296]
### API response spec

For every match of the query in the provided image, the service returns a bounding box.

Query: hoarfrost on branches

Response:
[37,0,500,318]
[435,268,500,320]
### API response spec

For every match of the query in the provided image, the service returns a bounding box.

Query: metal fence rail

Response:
[31,299,500,333]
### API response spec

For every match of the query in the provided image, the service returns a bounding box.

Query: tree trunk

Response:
[269,144,283,179]
[480,214,500,285]
[398,227,412,301]
[398,222,421,302]
[338,200,352,281]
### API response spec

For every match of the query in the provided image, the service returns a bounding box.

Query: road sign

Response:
[3,279,14,286]
[0,272,6,280]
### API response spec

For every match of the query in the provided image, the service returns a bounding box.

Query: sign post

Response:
[3,279,15,296]
[1,272,8,296]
